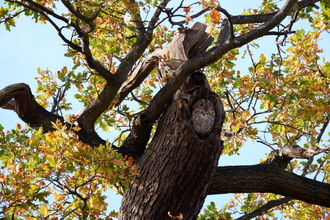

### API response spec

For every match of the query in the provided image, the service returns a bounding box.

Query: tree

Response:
[0,0,330,219]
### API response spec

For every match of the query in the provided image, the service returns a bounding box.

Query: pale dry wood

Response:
[120,23,215,158]
[117,22,214,105]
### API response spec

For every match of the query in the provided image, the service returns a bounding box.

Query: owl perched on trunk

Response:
[191,99,216,139]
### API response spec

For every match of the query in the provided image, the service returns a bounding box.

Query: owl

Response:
[191,99,216,139]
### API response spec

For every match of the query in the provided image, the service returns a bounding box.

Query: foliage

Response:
[216,29,330,154]
[198,201,232,220]
[0,0,330,219]
[0,122,138,219]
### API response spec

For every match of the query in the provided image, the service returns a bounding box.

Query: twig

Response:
[235,197,292,220]
[130,91,149,106]
[224,90,236,119]
[265,30,296,35]
[0,9,27,24]
[256,139,276,151]
[51,87,67,114]
[316,114,329,143]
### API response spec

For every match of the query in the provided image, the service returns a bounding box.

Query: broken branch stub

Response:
[157,22,214,87]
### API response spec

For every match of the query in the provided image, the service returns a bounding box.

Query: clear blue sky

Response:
[1,0,329,217]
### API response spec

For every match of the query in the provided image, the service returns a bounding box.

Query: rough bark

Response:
[2,0,330,217]
[0,83,106,147]
[118,23,224,219]
[119,86,225,220]
[0,83,62,132]
[209,164,330,207]
[117,0,303,160]
[120,23,214,159]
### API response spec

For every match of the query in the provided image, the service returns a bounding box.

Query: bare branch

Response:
[22,0,70,23]
[279,144,328,159]
[317,114,329,143]
[236,197,292,220]
[6,0,82,52]
[60,0,99,24]
[50,87,67,114]
[0,9,27,24]
[116,54,159,106]
[265,30,296,35]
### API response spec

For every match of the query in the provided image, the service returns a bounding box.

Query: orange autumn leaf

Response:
[183,7,191,13]
[146,80,156,88]
[210,9,221,23]
[125,156,135,167]
[123,0,139,12]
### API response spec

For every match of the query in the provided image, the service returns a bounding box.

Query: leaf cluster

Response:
[0,122,138,219]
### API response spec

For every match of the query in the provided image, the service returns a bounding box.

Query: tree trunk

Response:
[119,22,225,220]
[119,82,225,219]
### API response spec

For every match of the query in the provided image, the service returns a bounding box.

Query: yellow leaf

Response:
[232,122,241,133]
[40,204,51,217]
[55,193,66,202]
[146,80,156,88]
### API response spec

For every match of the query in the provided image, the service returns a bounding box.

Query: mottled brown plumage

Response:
[191,99,215,138]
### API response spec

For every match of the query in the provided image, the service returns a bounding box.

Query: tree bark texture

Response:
[2,1,330,216]
[119,86,225,220]
[209,164,330,207]
[119,22,225,220]
[0,83,62,132]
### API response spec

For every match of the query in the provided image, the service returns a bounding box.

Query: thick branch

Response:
[165,0,296,86]
[123,0,145,43]
[236,144,328,219]
[231,0,298,47]
[120,23,214,159]
[0,83,62,132]
[78,83,121,132]
[75,2,171,130]
[77,25,118,83]
[115,0,171,83]
[0,83,108,147]
[208,164,330,207]
[80,1,172,131]
[116,55,159,106]
[175,0,319,25]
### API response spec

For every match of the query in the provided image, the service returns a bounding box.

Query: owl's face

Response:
[191,99,216,139]
[193,99,214,112]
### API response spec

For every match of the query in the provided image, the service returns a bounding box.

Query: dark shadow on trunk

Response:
[119,81,225,219]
